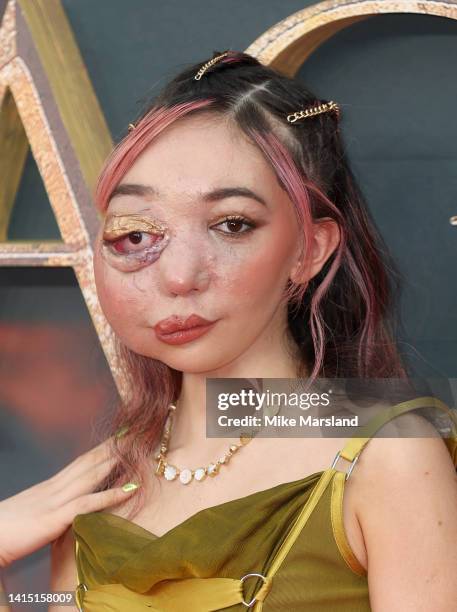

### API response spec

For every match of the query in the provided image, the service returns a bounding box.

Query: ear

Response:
[289,217,341,284]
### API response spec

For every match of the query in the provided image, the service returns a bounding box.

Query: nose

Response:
[158,231,211,296]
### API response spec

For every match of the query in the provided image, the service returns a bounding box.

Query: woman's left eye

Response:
[211,216,256,237]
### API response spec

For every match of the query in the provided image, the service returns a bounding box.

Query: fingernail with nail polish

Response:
[122,482,140,492]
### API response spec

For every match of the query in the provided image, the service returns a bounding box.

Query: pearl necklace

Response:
[154,403,254,485]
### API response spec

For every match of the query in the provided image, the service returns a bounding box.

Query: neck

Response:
[169,328,306,451]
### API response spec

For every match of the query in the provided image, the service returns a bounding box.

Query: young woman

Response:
[1,51,457,612]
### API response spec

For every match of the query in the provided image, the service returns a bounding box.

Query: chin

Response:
[117,329,244,373]
[155,344,240,374]
[159,355,226,374]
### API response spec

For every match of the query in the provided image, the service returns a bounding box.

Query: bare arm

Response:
[355,426,457,611]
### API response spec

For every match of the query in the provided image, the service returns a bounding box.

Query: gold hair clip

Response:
[128,123,136,132]
[287,101,340,123]
[194,51,229,80]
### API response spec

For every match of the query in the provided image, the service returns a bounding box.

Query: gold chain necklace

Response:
[154,403,254,485]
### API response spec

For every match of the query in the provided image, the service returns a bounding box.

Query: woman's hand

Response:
[0,437,139,568]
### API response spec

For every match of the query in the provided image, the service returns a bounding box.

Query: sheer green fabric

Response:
[72,396,457,611]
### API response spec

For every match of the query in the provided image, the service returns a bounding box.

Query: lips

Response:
[153,314,217,346]
[154,314,215,334]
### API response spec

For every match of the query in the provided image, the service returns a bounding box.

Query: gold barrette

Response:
[128,123,136,132]
[287,101,340,124]
[194,51,229,80]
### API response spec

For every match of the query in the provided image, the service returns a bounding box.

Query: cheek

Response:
[219,226,297,307]
[93,247,150,333]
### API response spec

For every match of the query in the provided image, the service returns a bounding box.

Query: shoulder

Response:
[351,409,456,492]
[49,525,80,611]
[348,411,457,608]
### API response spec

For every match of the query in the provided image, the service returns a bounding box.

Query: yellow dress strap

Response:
[73,572,271,611]
[338,395,457,464]
[252,469,336,611]
[329,395,457,577]
[74,534,272,611]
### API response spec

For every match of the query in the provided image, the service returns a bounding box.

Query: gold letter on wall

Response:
[0,0,127,392]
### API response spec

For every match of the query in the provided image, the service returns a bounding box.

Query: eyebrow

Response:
[109,183,268,208]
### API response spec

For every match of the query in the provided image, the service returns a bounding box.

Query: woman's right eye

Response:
[103,231,161,256]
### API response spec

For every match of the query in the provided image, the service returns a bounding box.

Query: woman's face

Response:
[93,112,305,373]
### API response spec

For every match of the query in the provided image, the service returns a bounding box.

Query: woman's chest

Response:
[109,437,368,571]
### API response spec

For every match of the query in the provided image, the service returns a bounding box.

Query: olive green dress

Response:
[72,396,457,611]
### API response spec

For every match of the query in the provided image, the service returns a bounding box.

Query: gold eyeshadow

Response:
[103,214,166,240]
[100,213,170,272]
